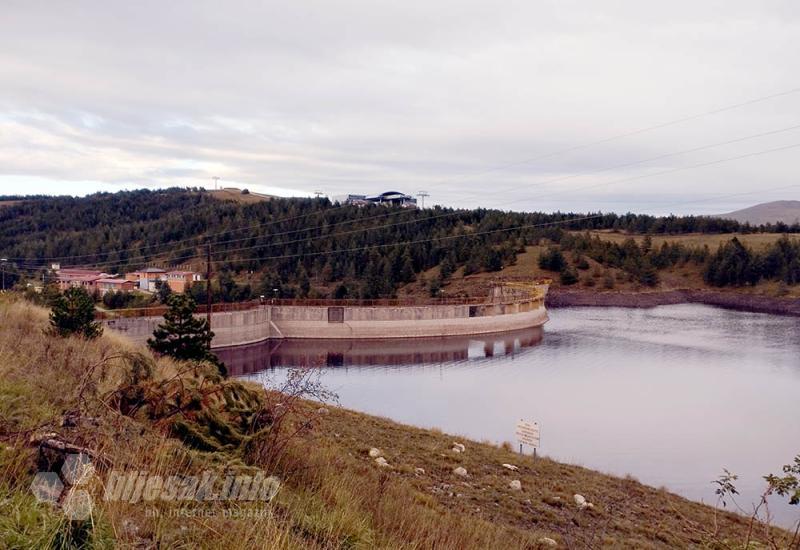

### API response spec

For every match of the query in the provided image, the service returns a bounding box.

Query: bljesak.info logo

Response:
[30,452,281,520]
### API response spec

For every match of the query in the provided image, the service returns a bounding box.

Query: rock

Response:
[509,479,522,491]
[453,466,468,477]
[452,442,466,453]
[574,494,592,510]
[538,536,558,547]
[368,448,382,458]
[317,407,329,415]
[501,463,519,471]
[414,467,425,475]
[374,457,390,467]
[451,446,462,453]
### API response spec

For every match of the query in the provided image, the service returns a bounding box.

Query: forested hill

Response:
[1,188,797,299]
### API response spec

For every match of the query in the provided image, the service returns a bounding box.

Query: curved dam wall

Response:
[104,298,547,349]
[105,307,272,349]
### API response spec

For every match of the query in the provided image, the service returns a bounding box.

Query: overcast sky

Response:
[1,0,799,214]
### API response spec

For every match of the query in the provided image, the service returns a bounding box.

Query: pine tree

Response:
[49,287,103,339]
[155,279,172,303]
[147,294,226,375]
[538,247,566,272]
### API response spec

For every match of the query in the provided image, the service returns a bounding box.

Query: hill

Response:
[716,200,800,226]
[2,188,800,303]
[0,296,793,548]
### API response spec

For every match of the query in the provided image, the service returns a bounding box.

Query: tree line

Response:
[3,188,800,298]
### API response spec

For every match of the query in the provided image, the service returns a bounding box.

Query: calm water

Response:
[219,304,800,525]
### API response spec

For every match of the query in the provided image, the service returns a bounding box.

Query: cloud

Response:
[1,0,799,213]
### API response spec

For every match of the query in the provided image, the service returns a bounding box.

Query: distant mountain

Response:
[715,200,800,226]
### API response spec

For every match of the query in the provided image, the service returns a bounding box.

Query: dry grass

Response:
[0,296,793,548]
[209,188,274,204]
[399,230,800,299]
[574,230,797,252]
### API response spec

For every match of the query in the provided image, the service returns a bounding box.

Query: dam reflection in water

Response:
[220,327,543,374]
[218,304,800,527]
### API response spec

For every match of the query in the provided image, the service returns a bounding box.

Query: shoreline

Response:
[546,287,800,316]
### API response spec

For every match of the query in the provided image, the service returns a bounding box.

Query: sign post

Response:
[515,419,541,459]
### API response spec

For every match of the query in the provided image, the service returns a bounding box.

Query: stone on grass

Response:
[317,407,329,415]
[414,467,425,475]
[509,479,522,491]
[573,494,592,510]
[538,536,558,547]
[375,457,390,467]
[452,442,466,453]
[452,466,468,477]
[368,448,382,458]
[501,463,519,471]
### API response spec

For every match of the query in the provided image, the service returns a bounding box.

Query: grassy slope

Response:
[0,297,790,548]
[399,232,800,299]
[209,188,274,204]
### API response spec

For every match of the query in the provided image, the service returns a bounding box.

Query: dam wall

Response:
[105,307,272,348]
[103,296,547,348]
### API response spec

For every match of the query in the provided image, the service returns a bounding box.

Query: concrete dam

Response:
[102,283,549,349]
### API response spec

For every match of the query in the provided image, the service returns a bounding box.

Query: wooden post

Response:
[206,243,212,346]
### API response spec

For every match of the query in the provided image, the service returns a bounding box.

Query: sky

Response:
[1,0,799,215]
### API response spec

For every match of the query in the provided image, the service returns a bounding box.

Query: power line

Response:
[7,181,800,279]
[5,85,800,264]
[32,131,800,272]
[424,86,800,190]
[22,139,798,275]
[208,181,800,266]
[12,120,800,271]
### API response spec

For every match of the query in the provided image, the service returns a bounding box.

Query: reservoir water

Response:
[219,304,800,525]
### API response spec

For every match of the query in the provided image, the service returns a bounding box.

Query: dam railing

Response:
[95,281,550,321]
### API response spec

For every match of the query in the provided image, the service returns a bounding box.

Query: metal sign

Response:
[515,419,540,448]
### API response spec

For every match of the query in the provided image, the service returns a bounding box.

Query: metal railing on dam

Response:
[99,281,550,346]
[95,296,493,320]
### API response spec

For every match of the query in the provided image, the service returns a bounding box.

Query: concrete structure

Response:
[219,326,544,375]
[95,278,136,294]
[102,283,549,349]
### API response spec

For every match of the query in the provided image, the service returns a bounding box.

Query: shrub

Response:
[539,247,566,272]
[560,266,578,286]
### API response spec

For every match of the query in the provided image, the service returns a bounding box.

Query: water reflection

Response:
[219,327,543,375]
[220,304,800,527]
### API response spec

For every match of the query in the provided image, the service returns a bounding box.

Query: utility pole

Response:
[0,258,6,291]
[416,190,429,209]
[313,190,324,199]
[212,176,220,190]
[206,243,212,345]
